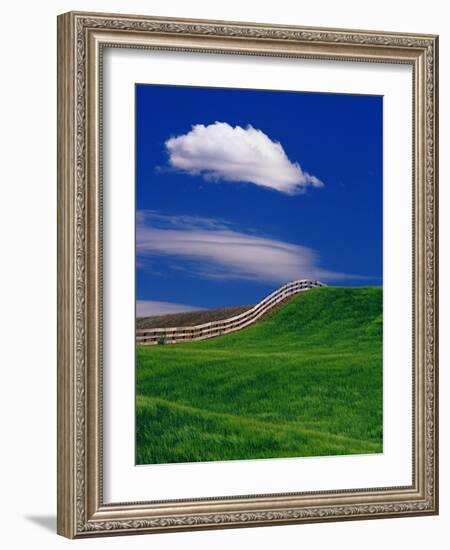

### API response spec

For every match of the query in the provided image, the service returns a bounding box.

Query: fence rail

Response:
[136,279,325,345]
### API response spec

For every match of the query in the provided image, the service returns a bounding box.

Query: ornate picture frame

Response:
[57,11,438,538]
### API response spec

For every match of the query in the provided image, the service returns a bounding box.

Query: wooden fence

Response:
[136,279,325,345]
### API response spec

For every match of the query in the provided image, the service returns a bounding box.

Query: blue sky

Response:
[135,84,382,316]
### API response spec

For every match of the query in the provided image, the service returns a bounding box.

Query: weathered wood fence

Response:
[136,279,325,345]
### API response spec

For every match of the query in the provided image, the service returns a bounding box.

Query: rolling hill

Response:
[136,286,383,465]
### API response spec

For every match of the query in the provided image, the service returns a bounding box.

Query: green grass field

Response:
[136,286,383,465]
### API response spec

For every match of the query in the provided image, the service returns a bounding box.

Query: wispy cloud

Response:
[136,300,202,317]
[164,122,323,195]
[137,211,356,284]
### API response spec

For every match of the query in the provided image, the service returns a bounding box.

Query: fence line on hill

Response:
[136,279,325,345]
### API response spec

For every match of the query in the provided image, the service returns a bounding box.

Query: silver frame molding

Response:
[57,11,439,539]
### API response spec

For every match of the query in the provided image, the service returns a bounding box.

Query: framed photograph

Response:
[57,11,439,538]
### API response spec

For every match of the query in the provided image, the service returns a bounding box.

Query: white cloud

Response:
[136,300,202,318]
[137,211,354,284]
[164,122,323,194]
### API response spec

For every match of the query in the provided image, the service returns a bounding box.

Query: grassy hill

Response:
[136,286,383,465]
